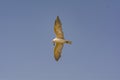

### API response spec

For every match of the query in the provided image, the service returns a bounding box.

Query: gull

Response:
[52,16,72,61]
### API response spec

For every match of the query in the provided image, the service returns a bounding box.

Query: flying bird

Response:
[52,16,72,61]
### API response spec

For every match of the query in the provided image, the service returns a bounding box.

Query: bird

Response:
[52,16,72,61]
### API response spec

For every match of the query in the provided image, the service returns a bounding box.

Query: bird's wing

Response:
[54,43,64,61]
[54,16,64,39]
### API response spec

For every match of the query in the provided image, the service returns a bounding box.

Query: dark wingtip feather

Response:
[54,53,61,61]
[55,56,60,61]
[55,16,62,25]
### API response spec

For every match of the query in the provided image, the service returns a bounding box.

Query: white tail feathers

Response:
[65,40,72,44]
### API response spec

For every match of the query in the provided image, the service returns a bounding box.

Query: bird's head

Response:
[52,40,55,46]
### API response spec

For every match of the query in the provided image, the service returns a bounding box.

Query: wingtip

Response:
[55,57,60,61]
[54,54,61,61]
[55,16,62,26]
[57,16,59,18]
[56,16,60,20]
[55,59,59,62]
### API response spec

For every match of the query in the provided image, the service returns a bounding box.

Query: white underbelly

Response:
[54,38,66,43]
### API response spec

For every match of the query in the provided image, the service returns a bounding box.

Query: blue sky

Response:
[0,0,120,80]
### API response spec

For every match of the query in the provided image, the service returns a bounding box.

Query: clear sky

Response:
[0,0,120,80]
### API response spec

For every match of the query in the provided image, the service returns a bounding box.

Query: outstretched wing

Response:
[54,43,64,61]
[54,16,64,39]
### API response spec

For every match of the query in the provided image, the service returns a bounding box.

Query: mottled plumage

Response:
[52,16,72,61]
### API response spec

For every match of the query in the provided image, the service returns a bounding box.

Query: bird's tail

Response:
[65,40,72,44]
